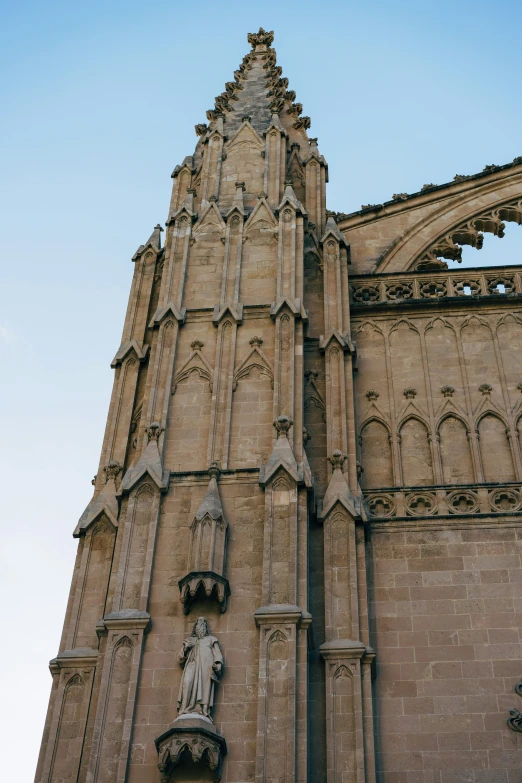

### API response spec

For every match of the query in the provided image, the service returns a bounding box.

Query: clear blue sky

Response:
[1,1,521,778]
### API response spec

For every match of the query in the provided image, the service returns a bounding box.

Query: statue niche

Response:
[155,617,227,782]
[178,464,231,614]
[177,616,224,719]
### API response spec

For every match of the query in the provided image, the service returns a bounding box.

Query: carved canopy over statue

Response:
[177,617,224,720]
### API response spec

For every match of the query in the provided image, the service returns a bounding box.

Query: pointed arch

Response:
[230,338,273,467]
[120,484,153,610]
[390,318,428,415]
[334,664,353,680]
[438,414,474,484]
[478,412,515,482]
[359,418,393,489]
[48,674,86,782]
[399,417,434,486]
[497,313,522,408]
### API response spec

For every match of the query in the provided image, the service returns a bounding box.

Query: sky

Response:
[1,0,521,777]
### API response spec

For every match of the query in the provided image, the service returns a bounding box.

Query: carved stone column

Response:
[256,418,311,783]
[37,650,98,783]
[319,216,376,783]
[85,612,151,783]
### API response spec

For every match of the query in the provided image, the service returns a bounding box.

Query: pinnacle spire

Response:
[196,29,311,139]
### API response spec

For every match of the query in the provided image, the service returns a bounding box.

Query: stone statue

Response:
[177,617,224,720]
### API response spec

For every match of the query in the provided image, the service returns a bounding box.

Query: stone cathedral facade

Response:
[36,28,522,783]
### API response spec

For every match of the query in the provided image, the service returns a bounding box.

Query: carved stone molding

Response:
[178,571,230,614]
[364,485,522,519]
[350,267,522,307]
[155,716,227,783]
[415,197,522,267]
[178,465,230,613]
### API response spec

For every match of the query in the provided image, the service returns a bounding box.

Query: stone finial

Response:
[208,461,220,479]
[329,450,346,470]
[441,385,454,397]
[241,115,252,123]
[303,427,311,445]
[235,181,246,191]
[404,388,416,399]
[247,28,274,49]
[274,415,293,437]
[366,390,379,401]
[104,461,122,482]
[191,340,204,351]
[392,193,409,202]
[249,336,263,346]
[305,369,319,380]
[195,123,208,136]
[146,422,164,442]
[257,191,268,199]
[479,383,492,395]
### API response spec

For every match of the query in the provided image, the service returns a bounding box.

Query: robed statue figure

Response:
[177,617,224,720]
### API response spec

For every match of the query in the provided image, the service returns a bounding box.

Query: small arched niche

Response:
[479,414,515,482]
[439,416,474,484]
[400,418,434,486]
[360,420,393,488]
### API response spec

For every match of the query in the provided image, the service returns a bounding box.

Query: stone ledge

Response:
[319,639,366,660]
[101,610,151,632]
[254,604,310,626]
[49,648,98,673]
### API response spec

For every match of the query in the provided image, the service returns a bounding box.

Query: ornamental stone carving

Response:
[247,27,274,49]
[179,464,230,614]
[177,617,224,720]
[154,619,226,782]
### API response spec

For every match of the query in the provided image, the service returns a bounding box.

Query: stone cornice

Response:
[335,158,522,230]
[319,639,366,660]
[254,604,310,626]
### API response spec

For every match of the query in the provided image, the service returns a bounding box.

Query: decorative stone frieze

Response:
[350,265,522,306]
[364,484,522,518]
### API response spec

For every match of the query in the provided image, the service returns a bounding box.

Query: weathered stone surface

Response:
[35,27,522,783]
